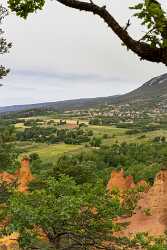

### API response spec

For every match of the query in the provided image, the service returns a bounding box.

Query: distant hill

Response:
[0,96,119,114]
[1,73,167,114]
[113,73,167,106]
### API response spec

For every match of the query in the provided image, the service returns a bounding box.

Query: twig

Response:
[124,19,131,31]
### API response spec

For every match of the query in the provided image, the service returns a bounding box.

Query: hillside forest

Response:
[1,106,167,249]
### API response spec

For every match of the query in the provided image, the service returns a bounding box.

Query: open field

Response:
[17,142,83,162]
[18,116,87,124]
[15,122,27,131]
[16,117,86,129]
[88,125,127,136]
[15,124,128,162]
[87,125,167,144]
[102,129,167,145]
[15,119,167,164]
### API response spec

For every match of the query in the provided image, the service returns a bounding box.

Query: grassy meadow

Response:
[14,115,167,163]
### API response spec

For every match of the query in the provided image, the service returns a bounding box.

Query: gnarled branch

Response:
[56,0,167,65]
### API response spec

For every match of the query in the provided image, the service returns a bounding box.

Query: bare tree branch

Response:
[56,0,167,65]
[124,19,131,31]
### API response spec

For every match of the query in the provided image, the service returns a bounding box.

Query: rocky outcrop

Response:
[0,172,17,184]
[116,170,167,236]
[0,233,19,250]
[0,156,34,249]
[107,169,135,192]
[17,156,33,192]
[0,156,33,193]
[107,169,148,193]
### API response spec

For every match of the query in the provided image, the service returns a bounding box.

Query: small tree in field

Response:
[90,136,102,147]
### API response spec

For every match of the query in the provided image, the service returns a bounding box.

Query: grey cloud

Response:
[11,69,130,83]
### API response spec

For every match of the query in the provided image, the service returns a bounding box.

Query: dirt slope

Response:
[107,169,135,192]
[0,156,34,249]
[110,170,167,236]
[0,156,33,192]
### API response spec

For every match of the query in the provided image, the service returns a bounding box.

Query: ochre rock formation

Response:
[17,157,34,192]
[107,169,148,193]
[116,170,167,237]
[107,169,135,192]
[0,156,33,193]
[0,172,17,184]
[0,233,19,250]
[0,156,34,249]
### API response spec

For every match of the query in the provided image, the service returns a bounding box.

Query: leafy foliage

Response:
[16,125,93,144]
[53,141,167,185]
[7,0,167,54]
[0,5,12,79]
[90,136,102,147]
[54,154,97,184]
[8,0,45,19]
[8,175,122,249]
[0,125,18,171]
[130,0,167,48]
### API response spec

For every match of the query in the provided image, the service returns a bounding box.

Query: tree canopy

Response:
[0,5,11,80]
[0,124,18,171]
[7,0,167,66]
[8,175,121,249]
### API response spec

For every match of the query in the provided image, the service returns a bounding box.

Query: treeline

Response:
[29,141,167,186]
[118,123,161,134]
[50,142,167,184]
[16,126,94,145]
[0,125,18,171]
[89,117,113,126]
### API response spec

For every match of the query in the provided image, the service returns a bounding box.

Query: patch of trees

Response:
[89,117,113,126]
[98,142,167,184]
[23,119,43,127]
[89,117,102,125]
[16,126,94,145]
[16,126,58,143]
[2,130,167,249]
[63,128,92,144]
[118,123,160,134]
[0,125,18,171]
[52,142,167,185]
[8,175,122,250]
[0,118,17,126]
[89,116,161,129]
[152,136,166,143]
[6,140,167,249]
[0,5,11,80]
[89,136,102,147]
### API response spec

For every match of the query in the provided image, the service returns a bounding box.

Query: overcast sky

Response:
[0,0,167,106]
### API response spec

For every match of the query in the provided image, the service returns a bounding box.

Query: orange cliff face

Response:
[0,157,34,249]
[107,169,135,192]
[0,156,34,192]
[0,172,17,184]
[17,156,34,192]
[113,169,167,237]
[0,233,20,250]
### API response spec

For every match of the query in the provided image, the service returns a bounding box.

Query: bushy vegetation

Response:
[2,114,167,249]
[3,138,167,249]
[0,124,18,171]
[51,142,167,184]
[8,176,122,249]
[16,125,94,145]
